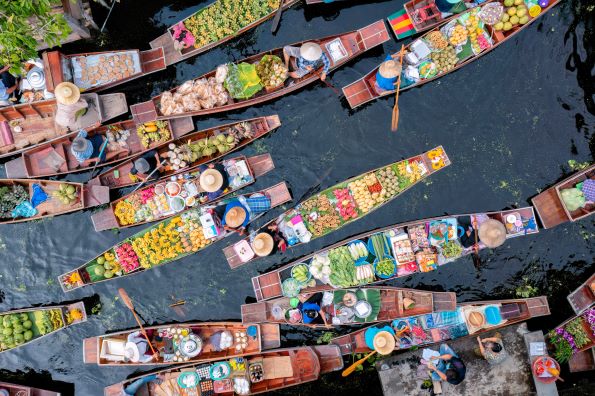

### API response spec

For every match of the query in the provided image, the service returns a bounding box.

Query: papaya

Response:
[144,125,158,133]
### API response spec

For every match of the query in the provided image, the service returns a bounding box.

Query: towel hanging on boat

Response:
[30,183,48,207]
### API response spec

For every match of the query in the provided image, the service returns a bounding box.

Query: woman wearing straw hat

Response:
[54,82,88,128]
[198,163,229,202]
[215,193,272,235]
[478,219,507,248]
[375,55,402,92]
[283,42,331,81]
[71,129,107,164]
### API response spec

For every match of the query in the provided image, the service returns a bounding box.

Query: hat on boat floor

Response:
[379,60,402,79]
[71,136,90,153]
[200,168,224,192]
[124,341,141,362]
[300,42,323,62]
[478,219,507,248]
[55,82,80,105]
[225,206,247,228]
[251,232,274,256]
[373,331,396,355]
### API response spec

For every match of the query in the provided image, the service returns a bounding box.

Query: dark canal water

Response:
[0,0,593,395]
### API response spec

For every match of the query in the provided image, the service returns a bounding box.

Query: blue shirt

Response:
[375,55,398,91]
[71,129,94,163]
[0,80,9,101]
[221,199,250,228]
[298,53,331,75]
[301,302,321,324]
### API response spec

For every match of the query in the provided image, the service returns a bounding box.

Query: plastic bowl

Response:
[532,356,560,384]
[165,182,181,197]
[170,196,185,212]
[373,256,397,279]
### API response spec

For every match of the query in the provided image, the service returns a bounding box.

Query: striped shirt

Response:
[298,53,331,75]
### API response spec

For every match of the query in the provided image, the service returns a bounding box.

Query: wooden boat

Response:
[241,286,456,328]
[568,348,595,373]
[331,296,550,355]
[149,0,301,67]
[83,322,281,367]
[550,306,595,356]
[0,301,87,355]
[0,93,127,159]
[3,117,193,179]
[103,345,343,396]
[0,179,109,224]
[131,20,390,122]
[531,164,595,229]
[88,115,281,190]
[58,182,292,292]
[343,0,562,109]
[91,153,276,232]
[251,207,539,301]
[224,146,451,269]
[42,48,166,94]
[567,272,595,315]
[0,381,60,396]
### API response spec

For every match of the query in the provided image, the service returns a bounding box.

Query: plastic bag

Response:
[560,187,586,211]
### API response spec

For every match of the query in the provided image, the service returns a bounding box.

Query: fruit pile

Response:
[93,251,122,279]
[114,200,136,226]
[333,188,358,221]
[178,211,211,252]
[0,313,35,351]
[52,184,78,205]
[494,0,529,32]
[291,263,310,283]
[465,14,490,54]
[114,242,140,273]
[449,24,468,46]
[131,218,185,268]
[137,120,171,148]
[426,31,448,50]
[255,55,288,89]
[431,45,458,73]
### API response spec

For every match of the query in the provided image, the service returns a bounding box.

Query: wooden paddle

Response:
[130,158,168,193]
[390,45,406,132]
[118,288,158,357]
[342,350,377,377]
[270,0,285,34]
[472,215,481,269]
[316,69,340,96]
[87,138,110,181]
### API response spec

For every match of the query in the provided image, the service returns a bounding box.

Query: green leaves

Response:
[0,0,72,73]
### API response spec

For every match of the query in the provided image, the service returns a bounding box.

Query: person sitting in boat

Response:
[297,293,330,326]
[375,55,402,92]
[426,343,466,385]
[124,331,157,364]
[283,42,331,81]
[0,65,19,106]
[215,194,272,235]
[129,150,160,182]
[476,334,507,365]
[122,373,166,395]
[71,129,107,164]
[198,163,229,202]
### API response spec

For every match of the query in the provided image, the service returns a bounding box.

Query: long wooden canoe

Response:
[58,182,293,292]
[531,164,595,229]
[88,115,281,190]
[42,48,166,93]
[131,20,390,122]
[241,286,456,328]
[83,322,281,366]
[331,296,550,355]
[567,272,595,315]
[550,306,595,356]
[224,146,450,269]
[149,0,301,67]
[0,179,109,224]
[91,153,276,232]
[251,207,539,301]
[0,301,87,355]
[4,117,193,179]
[0,381,60,396]
[343,0,562,108]
[103,345,343,396]
[0,93,127,159]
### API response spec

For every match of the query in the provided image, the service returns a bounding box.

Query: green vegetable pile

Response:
[291,264,310,284]
[0,313,35,351]
[441,240,463,259]
[224,62,263,99]
[375,258,395,277]
[328,247,358,288]
[0,184,29,219]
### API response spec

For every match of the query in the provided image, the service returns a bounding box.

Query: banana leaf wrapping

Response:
[224,62,263,99]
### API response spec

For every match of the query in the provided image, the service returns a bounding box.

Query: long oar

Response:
[390,45,406,132]
[118,288,158,357]
[271,0,285,33]
[87,138,109,182]
[472,216,481,269]
[342,350,377,377]
[316,69,340,96]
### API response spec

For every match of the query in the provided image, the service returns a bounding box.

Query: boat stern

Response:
[312,345,344,373]
[83,185,111,208]
[4,156,28,178]
[83,336,99,364]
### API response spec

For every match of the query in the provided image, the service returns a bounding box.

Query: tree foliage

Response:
[0,0,72,74]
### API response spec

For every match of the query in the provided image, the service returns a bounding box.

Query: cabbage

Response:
[224,62,263,99]
[560,188,586,211]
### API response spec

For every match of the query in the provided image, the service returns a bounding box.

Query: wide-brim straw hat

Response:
[373,331,396,355]
[251,232,274,256]
[55,82,80,105]
[379,60,402,79]
[300,42,323,62]
[200,169,224,192]
[225,206,247,228]
[134,157,150,174]
[478,219,507,248]
[468,311,486,327]
[71,136,90,153]
[124,342,141,362]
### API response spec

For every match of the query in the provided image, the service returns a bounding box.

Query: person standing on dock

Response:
[283,42,331,81]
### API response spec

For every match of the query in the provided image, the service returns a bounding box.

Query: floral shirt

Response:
[484,340,507,365]
[298,52,331,75]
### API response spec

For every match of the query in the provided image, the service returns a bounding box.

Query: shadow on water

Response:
[0,0,593,394]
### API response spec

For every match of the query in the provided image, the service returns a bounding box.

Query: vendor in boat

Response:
[296,293,330,326]
[71,129,107,164]
[375,55,402,92]
[129,150,160,182]
[252,223,287,257]
[198,163,229,202]
[122,373,166,395]
[215,193,272,235]
[125,331,157,364]
[0,65,19,106]
[283,42,331,81]
[54,82,89,129]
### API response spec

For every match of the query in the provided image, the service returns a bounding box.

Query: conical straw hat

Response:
[478,219,507,248]
[55,82,80,105]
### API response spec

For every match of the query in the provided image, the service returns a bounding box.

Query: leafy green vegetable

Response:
[224,62,263,99]
[328,247,357,288]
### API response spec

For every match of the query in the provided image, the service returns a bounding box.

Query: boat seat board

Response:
[357,20,391,51]
[432,292,457,312]
[83,336,99,364]
[99,93,128,121]
[169,116,194,138]
[149,34,183,66]
[241,302,268,324]
[568,348,595,373]
[253,272,283,301]
[91,207,119,232]
[260,323,281,350]
[343,78,375,109]
[313,345,344,373]
[247,153,275,178]
[4,155,28,178]
[525,296,551,317]
[140,47,167,74]
[531,187,569,229]
[567,273,595,314]
[83,185,110,207]
[130,101,158,125]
